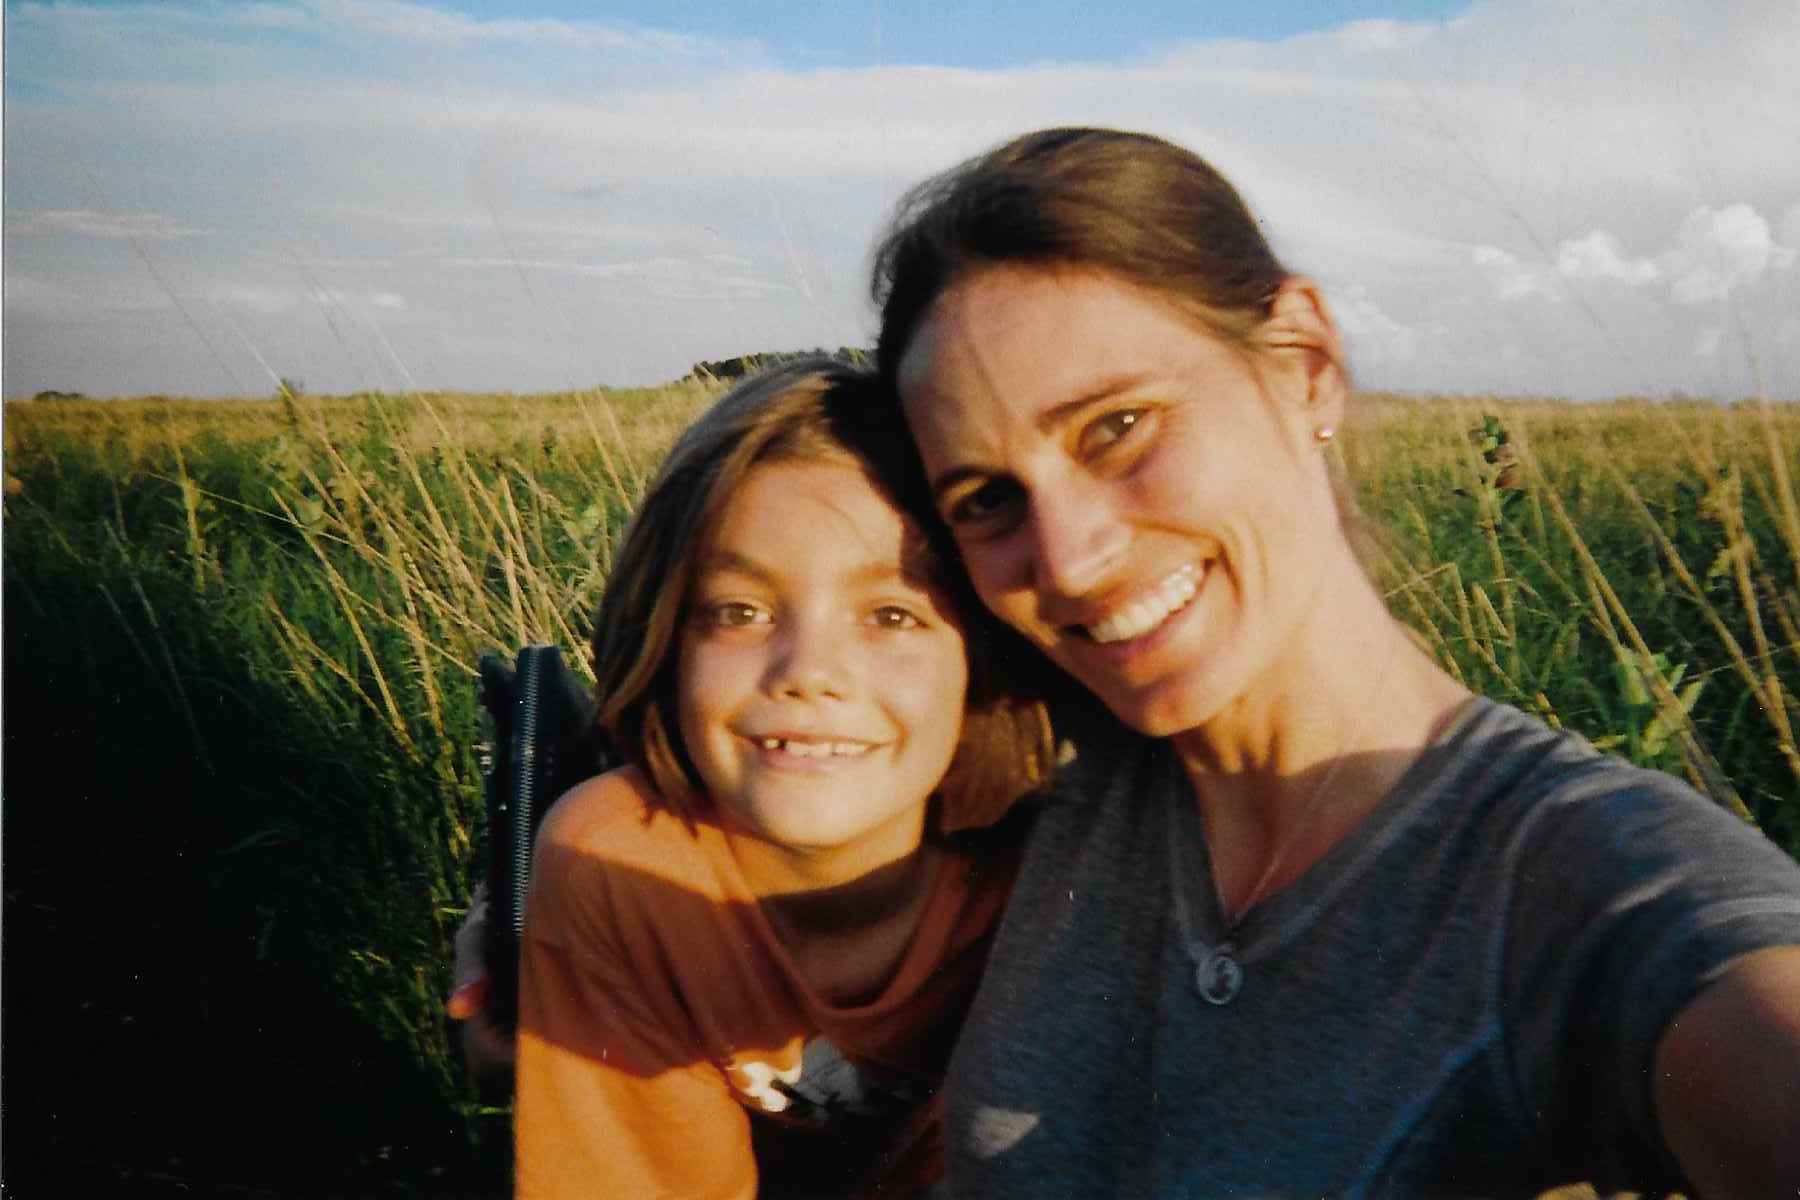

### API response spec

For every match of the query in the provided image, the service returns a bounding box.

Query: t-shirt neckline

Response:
[1169,695,1500,960]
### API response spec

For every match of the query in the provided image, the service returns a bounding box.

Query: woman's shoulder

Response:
[1437,699,1795,881]
[1423,696,1673,810]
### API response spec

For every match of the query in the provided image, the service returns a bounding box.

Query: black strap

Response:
[477,644,602,1033]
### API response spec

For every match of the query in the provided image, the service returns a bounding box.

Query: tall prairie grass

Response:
[3,384,1796,1191]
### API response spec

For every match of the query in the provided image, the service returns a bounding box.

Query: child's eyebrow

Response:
[849,561,930,591]
[691,549,774,584]
[694,550,934,592]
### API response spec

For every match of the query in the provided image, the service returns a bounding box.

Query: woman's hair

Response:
[870,126,1378,565]
[872,127,1292,386]
[590,357,1055,833]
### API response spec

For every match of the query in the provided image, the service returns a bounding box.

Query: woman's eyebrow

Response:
[927,372,1157,501]
[1035,373,1156,432]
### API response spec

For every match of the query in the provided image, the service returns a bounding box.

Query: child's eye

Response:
[869,605,924,630]
[1077,408,1148,458]
[700,600,770,628]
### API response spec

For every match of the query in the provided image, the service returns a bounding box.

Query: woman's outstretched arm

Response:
[1654,945,1800,1199]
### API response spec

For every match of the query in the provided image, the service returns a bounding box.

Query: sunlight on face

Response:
[897,267,1341,736]
[676,460,970,858]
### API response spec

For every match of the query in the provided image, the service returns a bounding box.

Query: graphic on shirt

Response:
[730,1038,927,1127]
[737,1058,805,1113]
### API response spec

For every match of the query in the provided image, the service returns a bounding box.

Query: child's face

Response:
[677,458,969,861]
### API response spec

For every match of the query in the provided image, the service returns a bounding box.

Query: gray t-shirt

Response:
[946,698,1800,1198]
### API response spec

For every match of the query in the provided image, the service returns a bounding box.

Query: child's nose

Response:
[769,621,853,701]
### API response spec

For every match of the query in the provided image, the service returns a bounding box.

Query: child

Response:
[509,360,1053,1198]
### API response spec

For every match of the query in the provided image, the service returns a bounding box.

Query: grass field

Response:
[4,383,1797,1195]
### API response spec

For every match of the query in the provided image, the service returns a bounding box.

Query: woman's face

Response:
[895,266,1344,737]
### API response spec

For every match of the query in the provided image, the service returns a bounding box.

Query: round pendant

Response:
[1194,945,1243,1006]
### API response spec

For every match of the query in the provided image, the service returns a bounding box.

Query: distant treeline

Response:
[689,346,869,382]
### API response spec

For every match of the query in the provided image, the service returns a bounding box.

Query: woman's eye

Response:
[946,478,1023,526]
[870,605,923,631]
[701,601,768,628]
[1077,408,1147,457]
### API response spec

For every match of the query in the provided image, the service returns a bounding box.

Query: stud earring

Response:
[1314,426,1336,444]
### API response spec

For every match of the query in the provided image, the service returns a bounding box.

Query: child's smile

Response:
[677,459,970,865]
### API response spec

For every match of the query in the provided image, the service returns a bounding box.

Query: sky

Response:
[4,0,1798,401]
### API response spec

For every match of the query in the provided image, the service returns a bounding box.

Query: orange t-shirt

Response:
[514,768,1022,1200]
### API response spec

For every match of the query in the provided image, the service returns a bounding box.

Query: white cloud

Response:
[301,0,724,55]
[436,254,789,299]
[1777,201,1800,251]
[320,203,665,248]
[6,274,102,317]
[6,0,1798,400]
[1471,245,1558,302]
[3,272,173,315]
[1324,18,1438,55]
[1555,230,1659,286]
[1694,326,1725,359]
[217,285,299,315]
[1665,204,1796,305]
[10,209,208,240]
[10,0,734,58]
[1328,284,1419,365]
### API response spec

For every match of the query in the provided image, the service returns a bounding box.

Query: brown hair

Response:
[590,357,1054,833]
[871,126,1377,564]
[872,127,1292,386]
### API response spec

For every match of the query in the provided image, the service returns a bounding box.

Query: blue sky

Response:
[5,0,1798,399]
[402,0,1474,67]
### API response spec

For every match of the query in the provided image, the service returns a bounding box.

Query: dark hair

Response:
[870,126,1379,567]
[872,127,1291,385]
[590,357,1054,833]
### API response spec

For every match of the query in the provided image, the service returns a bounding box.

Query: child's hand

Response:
[447,884,517,1087]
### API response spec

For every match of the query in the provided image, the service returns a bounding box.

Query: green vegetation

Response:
[3,385,1796,1193]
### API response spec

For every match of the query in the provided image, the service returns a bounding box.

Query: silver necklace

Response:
[1165,751,1348,1006]
[1165,673,1469,1006]
[1166,650,1415,1006]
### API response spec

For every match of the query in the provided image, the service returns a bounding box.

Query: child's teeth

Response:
[758,737,871,757]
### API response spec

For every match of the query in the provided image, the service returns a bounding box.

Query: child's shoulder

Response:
[536,766,699,869]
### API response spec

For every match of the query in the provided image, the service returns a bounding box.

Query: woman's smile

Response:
[899,265,1341,737]
[1080,562,1204,645]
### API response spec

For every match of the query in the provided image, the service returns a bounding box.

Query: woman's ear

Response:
[1260,277,1348,433]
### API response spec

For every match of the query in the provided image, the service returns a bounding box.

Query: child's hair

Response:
[590,357,1055,833]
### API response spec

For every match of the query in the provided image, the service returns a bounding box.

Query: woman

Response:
[871,127,1800,1197]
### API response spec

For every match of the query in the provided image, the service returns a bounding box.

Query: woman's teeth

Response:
[756,737,872,758]
[1086,565,1202,644]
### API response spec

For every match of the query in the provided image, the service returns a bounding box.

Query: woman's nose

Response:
[1026,483,1128,599]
